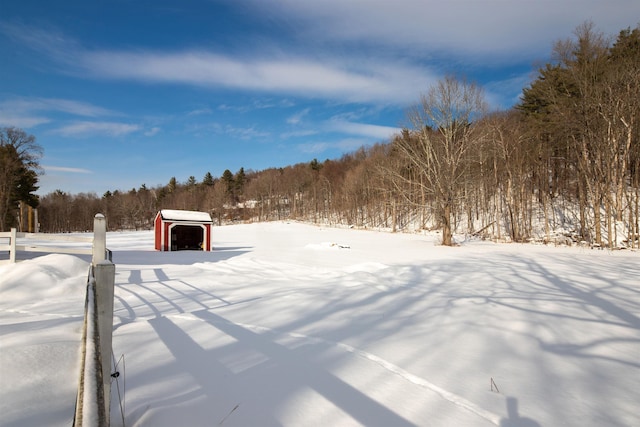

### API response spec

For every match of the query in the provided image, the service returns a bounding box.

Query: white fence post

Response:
[94,262,115,424]
[92,214,107,265]
[93,213,115,423]
[9,228,16,263]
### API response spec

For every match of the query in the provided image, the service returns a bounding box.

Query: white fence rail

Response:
[0,214,116,426]
[0,219,114,264]
[0,228,93,263]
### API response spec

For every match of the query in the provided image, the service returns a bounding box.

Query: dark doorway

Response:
[171,225,203,250]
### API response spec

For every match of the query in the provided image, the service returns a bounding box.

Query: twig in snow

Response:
[219,403,240,425]
[490,377,500,393]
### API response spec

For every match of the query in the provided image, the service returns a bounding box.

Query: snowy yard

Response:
[1,221,639,426]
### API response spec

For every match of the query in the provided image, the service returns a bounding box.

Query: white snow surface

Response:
[1,221,639,427]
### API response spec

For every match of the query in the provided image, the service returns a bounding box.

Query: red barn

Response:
[154,209,213,251]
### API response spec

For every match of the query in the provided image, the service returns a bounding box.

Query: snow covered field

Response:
[1,221,639,427]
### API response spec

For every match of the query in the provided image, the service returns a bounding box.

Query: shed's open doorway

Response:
[171,224,204,250]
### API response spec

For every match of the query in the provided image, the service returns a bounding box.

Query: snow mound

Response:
[0,254,89,300]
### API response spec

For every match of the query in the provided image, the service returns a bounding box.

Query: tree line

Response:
[4,23,639,248]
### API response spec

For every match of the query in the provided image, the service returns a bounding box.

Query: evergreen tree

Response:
[168,177,177,193]
[203,171,215,186]
[221,169,235,200]
[234,167,246,196]
[0,127,42,231]
[310,158,322,172]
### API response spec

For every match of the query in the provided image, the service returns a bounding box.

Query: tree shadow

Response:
[111,246,251,266]
[127,311,417,427]
[109,236,640,426]
[500,397,540,427]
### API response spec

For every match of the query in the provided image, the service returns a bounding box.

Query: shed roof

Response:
[159,209,213,223]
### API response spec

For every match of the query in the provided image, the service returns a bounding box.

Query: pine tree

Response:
[234,168,246,196]
[221,169,235,201]
[0,127,42,231]
[168,177,177,193]
[203,171,214,186]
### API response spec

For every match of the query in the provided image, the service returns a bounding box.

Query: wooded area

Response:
[7,24,640,248]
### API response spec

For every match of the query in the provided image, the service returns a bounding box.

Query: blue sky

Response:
[1,0,638,196]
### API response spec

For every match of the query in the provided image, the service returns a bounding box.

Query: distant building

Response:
[154,209,213,251]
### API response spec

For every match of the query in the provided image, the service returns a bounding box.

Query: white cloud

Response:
[144,127,161,137]
[0,22,81,64]
[8,97,116,117]
[6,2,638,112]
[484,72,536,110]
[43,165,92,174]
[53,121,141,137]
[222,124,270,140]
[0,97,119,129]
[297,141,330,154]
[78,50,435,104]
[187,108,213,116]
[280,129,318,139]
[245,0,640,60]
[286,108,310,125]
[3,23,438,105]
[0,113,50,128]
[326,120,400,140]
[217,99,295,113]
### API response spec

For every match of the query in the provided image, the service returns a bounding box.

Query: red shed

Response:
[154,209,213,251]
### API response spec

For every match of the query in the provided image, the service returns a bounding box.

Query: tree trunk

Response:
[442,202,453,246]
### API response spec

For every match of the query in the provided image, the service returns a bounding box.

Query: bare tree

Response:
[392,76,487,245]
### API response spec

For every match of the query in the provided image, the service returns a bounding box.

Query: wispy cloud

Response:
[187,108,213,116]
[0,96,119,129]
[221,124,270,140]
[80,50,434,104]
[144,127,161,137]
[43,165,92,174]
[286,108,310,125]
[2,23,437,105]
[0,22,81,64]
[297,141,330,154]
[242,0,639,60]
[218,99,296,113]
[6,97,116,117]
[326,120,400,140]
[280,129,318,139]
[484,72,535,109]
[0,113,50,128]
[53,121,141,137]
[187,122,271,140]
